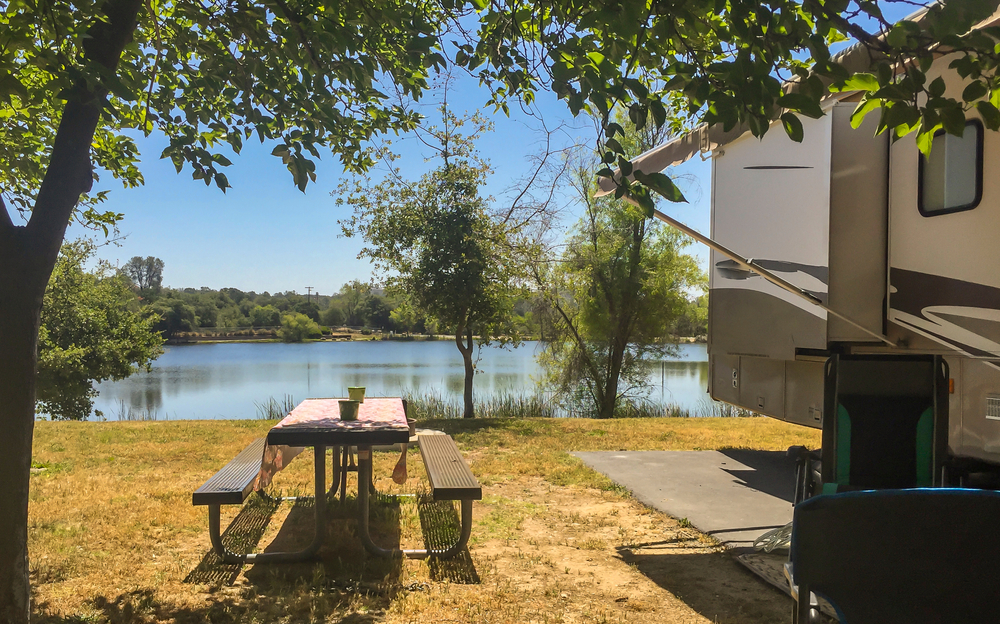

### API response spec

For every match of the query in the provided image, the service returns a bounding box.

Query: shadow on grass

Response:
[615,542,792,624]
[417,496,480,584]
[33,587,381,624]
[183,493,279,586]
[33,493,411,623]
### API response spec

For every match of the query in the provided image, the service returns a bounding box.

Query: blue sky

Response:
[68,69,713,296]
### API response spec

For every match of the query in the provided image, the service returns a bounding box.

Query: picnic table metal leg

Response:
[330,445,341,498]
[356,447,473,560]
[208,445,327,564]
[340,445,350,504]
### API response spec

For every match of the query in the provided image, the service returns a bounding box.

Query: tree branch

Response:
[26,0,143,265]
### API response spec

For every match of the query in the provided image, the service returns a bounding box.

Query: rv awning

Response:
[594,123,749,196]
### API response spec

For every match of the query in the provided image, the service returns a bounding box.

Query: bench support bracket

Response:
[357,447,472,559]
[208,445,327,564]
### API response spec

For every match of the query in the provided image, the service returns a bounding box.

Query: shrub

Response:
[278,313,322,342]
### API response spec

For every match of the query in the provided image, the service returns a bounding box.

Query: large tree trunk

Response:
[0,3,143,621]
[455,326,475,418]
[0,229,48,624]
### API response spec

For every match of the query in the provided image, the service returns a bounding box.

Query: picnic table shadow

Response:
[183,489,478,590]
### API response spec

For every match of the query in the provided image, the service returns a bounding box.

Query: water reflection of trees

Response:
[127,386,163,413]
[95,343,710,418]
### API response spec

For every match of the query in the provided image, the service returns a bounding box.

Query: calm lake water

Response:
[90,340,710,420]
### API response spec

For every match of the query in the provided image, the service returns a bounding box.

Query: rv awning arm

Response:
[646,206,896,347]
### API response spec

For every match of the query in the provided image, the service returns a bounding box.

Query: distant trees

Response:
[121,256,164,294]
[672,294,708,340]
[99,274,539,339]
[249,305,281,327]
[37,241,163,420]
[320,304,345,328]
[339,280,371,327]
[147,298,197,339]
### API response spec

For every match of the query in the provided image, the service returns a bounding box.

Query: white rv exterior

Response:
[703,51,1000,467]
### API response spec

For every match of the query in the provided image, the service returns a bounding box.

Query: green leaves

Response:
[1,0,451,226]
[776,93,824,119]
[837,73,879,93]
[963,80,989,103]
[0,73,29,104]
[634,170,687,204]
[977,101,1000,130]
[780,112,804,142]
[940,106,967,137]
[37,240,164,420]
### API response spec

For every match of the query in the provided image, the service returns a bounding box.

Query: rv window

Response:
[919,119,983,216]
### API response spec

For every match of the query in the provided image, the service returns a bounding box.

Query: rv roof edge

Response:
[646,206,895,347]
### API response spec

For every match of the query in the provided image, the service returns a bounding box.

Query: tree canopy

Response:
[121,256,164,293]
[36,240,163,420]
[459,0,1000,209]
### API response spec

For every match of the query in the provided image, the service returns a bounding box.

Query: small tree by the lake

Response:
[536,114,705,419]
[38,241,164,421]
[338,106,532,418]
[278,313,323,343]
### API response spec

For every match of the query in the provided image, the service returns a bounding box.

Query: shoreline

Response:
[166,333,708,345]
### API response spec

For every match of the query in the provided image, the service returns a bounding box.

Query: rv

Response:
[601,13,1000,484]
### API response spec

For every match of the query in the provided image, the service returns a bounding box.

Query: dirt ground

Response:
[380,476,792,624]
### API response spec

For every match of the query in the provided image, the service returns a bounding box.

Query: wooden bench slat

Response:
[419,434,482,501]
[193,438,266,506]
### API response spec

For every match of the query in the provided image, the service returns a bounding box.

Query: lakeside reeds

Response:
[403,391,760,420]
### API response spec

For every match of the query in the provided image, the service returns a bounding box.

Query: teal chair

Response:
[820,354,948,493]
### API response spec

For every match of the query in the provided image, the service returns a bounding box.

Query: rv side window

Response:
[919,119,983,216]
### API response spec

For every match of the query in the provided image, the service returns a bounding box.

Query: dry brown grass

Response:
[28,417,819,623]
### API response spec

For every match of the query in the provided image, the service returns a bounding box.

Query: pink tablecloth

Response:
[255,398,408,490]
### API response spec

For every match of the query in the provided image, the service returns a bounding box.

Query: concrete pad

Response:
[573,449,796,547]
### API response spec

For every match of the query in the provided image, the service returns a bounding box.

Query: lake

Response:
[90,340,710,420]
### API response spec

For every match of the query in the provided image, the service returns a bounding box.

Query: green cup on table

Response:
[339,399,360,421]
[348,386,366,403]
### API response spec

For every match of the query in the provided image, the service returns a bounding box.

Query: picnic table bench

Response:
[192,438,266,507]
[192,435,327,564]
[192,398,480,563]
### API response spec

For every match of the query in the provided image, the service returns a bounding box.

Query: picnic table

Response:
[194,397,480,563]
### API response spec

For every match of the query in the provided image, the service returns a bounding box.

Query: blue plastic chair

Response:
[786,488,1000,623]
